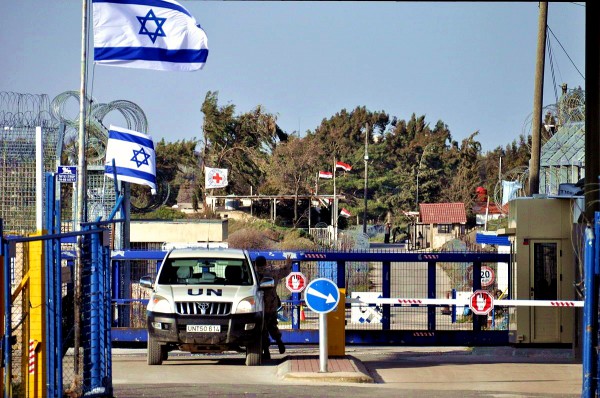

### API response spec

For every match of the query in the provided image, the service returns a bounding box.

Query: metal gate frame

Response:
[0,171,117,398]
[111,249,511,346]
[0,224,113,397]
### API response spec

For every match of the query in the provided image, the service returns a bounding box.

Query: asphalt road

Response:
[111,345,582,398]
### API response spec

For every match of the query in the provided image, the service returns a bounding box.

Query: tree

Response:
[130,138,199,211]
[200,91,286,196]
[264,136,320,224]
[441,132,482,219]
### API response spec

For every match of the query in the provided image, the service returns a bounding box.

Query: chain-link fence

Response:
[0,125,62,235]
[2,226,112,397]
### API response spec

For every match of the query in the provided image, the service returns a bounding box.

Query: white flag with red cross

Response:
[205,167,228,189]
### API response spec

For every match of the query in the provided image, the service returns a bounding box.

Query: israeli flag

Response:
[104,125,157,194]
[93,0,209,71]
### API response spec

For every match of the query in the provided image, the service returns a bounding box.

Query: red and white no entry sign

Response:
[285,272,307,293]
[469,290,494,315]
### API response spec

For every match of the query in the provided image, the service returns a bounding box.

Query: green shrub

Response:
[227,228,276,250]
[131,206,186,220]
[278,236,318,251]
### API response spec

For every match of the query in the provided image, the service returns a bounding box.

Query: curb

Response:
[277,355,374,383]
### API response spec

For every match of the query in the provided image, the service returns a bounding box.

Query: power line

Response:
[547,25,585,80]
[546,34,559,105]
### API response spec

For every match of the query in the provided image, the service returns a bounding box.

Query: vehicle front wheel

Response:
[147,334,163,365]
[245,339,262,366]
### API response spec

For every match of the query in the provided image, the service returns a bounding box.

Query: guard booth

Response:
[499,197,580,345]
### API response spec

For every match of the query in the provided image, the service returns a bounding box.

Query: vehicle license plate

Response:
[187,325,220,333]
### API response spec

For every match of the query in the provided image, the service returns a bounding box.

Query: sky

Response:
[0,1,586,152]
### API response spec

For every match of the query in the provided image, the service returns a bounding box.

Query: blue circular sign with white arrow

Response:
[304,278,340,314]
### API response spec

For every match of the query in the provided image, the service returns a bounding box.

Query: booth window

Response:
[533,242,557,300]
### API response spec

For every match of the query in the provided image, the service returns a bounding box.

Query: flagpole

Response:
[310,172,317,233]
[333,157,337,245]
[315,172,319,197]
[74,0,90,376]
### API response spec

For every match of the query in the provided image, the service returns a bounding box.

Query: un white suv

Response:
[140,248,273,366]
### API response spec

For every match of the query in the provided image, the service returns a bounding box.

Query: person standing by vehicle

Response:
[255,255,291,359]
[384,222,391,244]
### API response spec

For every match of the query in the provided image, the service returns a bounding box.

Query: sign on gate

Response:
[286,272,306,293]
[480,266,495,287]
[57,165,77,183]
[350,292,382,324]
[469,290,494,315]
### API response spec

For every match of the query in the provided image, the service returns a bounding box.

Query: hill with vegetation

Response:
[132,91,530,231]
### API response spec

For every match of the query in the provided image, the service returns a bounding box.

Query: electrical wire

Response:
[547,25,585,81]
[546,31,560,106]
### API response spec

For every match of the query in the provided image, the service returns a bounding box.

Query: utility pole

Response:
[363,124,369,235]
[528,1,548,196]
[585,2,600,223]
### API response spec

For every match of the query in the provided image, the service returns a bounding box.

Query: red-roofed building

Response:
[418,203,467,249]
[471,201,507,226]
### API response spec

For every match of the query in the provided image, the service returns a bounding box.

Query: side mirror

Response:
[259,277,275,289]
[140,275,154,289]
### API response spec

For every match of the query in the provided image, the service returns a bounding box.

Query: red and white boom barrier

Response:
[347,297,584,308]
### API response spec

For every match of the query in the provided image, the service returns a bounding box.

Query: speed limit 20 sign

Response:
[480,266,495,287]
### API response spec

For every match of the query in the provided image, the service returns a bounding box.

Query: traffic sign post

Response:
[285,272,306,293]
[304,278,340,372]
[469,290,494,315]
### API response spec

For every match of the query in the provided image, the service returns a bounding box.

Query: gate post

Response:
[291,261,301,330]
[472,261,483,331]
[582,219,598,397]
[0,219,7,398]
[382,261,391,330]
[89,230,101,389]
[427,261,436,330]
[26,233,46,397]
[336,261,345,290]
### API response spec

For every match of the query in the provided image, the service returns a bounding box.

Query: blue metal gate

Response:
[111,249,511,346]
[0,172,116,397]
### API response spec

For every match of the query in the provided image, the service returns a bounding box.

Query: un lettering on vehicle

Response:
[187,288,223,296]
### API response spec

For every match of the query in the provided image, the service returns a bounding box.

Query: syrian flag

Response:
[319,171,333,179]
[336,161,352,171]
[340,208,352,218]
[319,197,330,208]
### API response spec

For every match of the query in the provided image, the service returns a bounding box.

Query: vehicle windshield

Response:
[157,257,253,286]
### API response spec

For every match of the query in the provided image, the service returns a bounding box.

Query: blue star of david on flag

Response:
[93,0,209,71]
[131,147,151,167]
[105,125,157,194]
[137,9,167,43]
